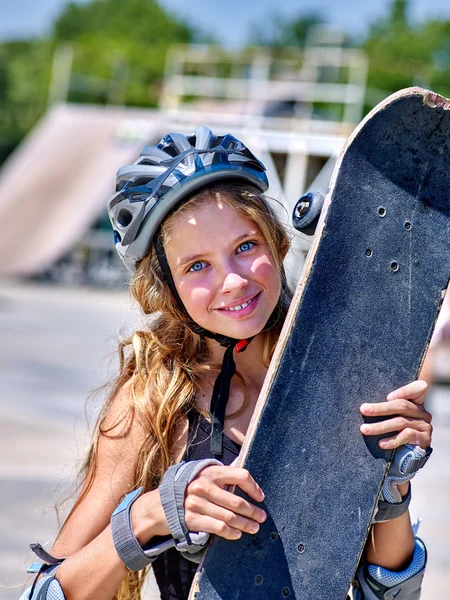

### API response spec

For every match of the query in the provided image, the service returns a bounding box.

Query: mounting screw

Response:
[270,532,278,541]
[378,207,386,217]
[297,543,305,553]
[255,576,263,586]
[365,248,372,257]
[282,588,290,597]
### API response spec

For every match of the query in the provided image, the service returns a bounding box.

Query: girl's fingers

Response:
[360,417,431,437]
[386,379,428,403]
[359,381,433,451]
[189,483,266,523]
[184,512,243,541]
[184,495,263,536]
[184,465,267,541]
[360,399,432,423]
[377,426,433,450]
[195,466,265,503]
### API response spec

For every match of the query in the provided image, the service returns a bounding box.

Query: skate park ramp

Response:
[0,104,161,276]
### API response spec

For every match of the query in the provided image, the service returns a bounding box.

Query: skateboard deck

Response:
[188,87,450,599]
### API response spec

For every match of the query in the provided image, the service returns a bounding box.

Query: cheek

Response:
[178,278,214,311]
[251,255,279,282]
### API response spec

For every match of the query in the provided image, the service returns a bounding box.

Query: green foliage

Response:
[52,0,195,107]
[251,13,325,49]
[0,40,53,163]
[0,0,196,164]
[54,0,192,44]
[364,0,450,107]
[1,0,450,168]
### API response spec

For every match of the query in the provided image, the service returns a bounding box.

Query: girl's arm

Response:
[43,381,167,600]
[365,483,414,570]
[32,382,265,600]
[359,380,432,571]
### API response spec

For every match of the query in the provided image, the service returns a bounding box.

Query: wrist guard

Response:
[373,445,432,523]
[111,458,222,570]
[159,458,223,563]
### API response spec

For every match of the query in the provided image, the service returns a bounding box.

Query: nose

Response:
[219,269,248,295]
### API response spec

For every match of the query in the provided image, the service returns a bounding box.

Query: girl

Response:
[23,127,432,600]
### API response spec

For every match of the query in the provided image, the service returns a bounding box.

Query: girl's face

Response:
[165,198,282,341]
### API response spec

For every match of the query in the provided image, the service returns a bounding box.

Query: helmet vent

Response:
[116,179,127,192]
[132,177,153,187]
[158,143,177,158]
[117,208,133,228]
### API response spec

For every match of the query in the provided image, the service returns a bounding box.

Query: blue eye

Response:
[189,261,206,272]
[237,241,254,253]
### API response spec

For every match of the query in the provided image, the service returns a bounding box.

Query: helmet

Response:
[108,125,269,272]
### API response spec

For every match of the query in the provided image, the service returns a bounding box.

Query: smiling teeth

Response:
[223,297,255,311]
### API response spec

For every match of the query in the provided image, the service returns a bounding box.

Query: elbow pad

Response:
[20,568,66,600]
[354,537,427,600]
[21,544,66,600]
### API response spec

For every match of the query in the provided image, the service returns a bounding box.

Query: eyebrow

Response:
[177,231,259,269]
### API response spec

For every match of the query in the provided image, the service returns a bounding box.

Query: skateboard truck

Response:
[292,191,325,235]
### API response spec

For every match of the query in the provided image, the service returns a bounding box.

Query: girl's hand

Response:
[360,380,432,450]
[184,465,267,541]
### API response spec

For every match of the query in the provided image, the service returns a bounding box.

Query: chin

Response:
[215,318,270,341]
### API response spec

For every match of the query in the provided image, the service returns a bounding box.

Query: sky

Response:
[2,0,450,46]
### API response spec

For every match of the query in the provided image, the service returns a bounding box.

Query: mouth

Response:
[216,292,261,313]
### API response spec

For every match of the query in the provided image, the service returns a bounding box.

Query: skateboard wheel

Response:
[292,191,325,235]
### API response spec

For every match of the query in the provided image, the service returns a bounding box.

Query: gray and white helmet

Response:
[108,126,269,272]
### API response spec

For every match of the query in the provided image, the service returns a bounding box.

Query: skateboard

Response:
[188,87,450,599]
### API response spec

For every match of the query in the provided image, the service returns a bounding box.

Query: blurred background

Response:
[0,0,449,598]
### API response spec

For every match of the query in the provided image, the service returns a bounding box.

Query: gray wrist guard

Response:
[373,445,432,523]
[111,487,174,571]
[110,459,222,570]
[354,537,427,599]
[159,459,223,562]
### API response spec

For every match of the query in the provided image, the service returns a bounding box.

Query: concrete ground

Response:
[0,279,449,599]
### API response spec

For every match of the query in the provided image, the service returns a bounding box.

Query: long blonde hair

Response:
[63,182,291,600]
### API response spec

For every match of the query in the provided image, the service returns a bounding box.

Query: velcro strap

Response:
[388,445,432,478]
[29,543,65,566]
[400,450,432,475]
[373,484,412,523]
[111,487,158,571]
[159,459,222,546]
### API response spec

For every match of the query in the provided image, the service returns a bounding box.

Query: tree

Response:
[0,0,198,165]
[0,40,53,164]
[363,0,450,107]
[52,0,196,106]
[250,13,325,50]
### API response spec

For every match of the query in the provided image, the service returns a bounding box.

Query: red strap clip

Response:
[235,340,249,353]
